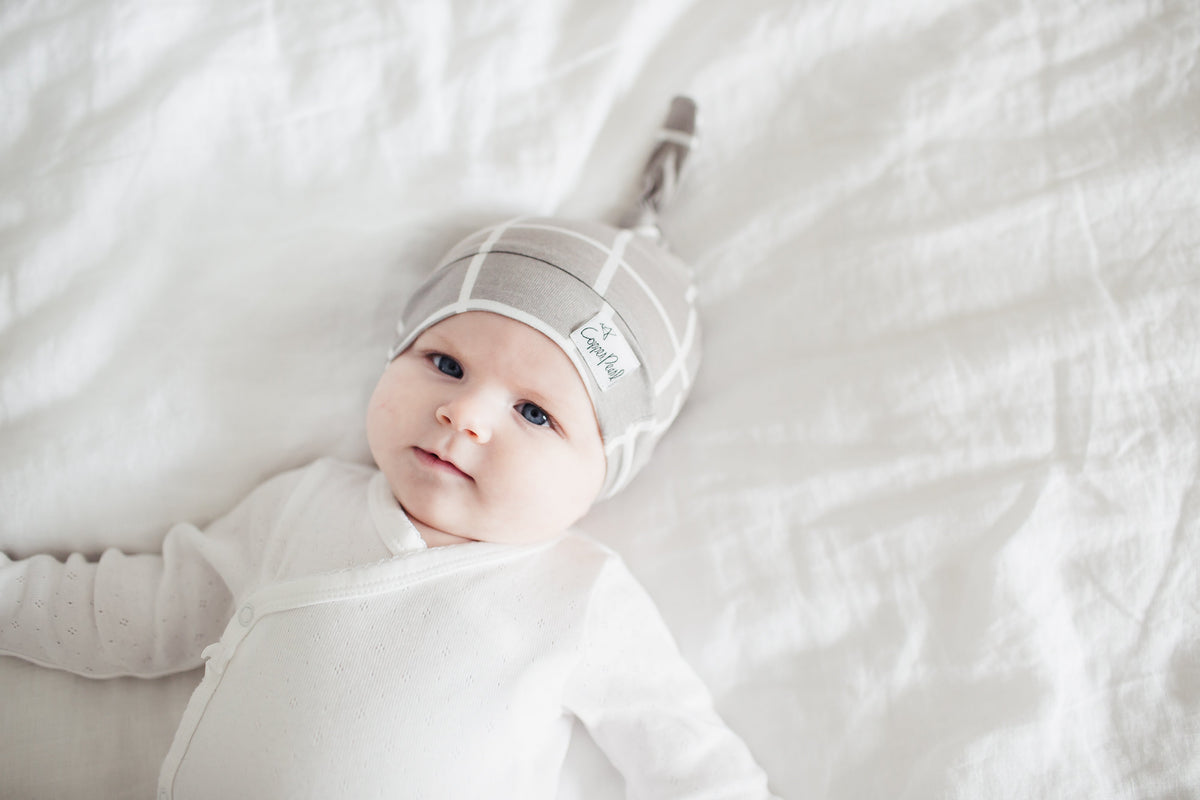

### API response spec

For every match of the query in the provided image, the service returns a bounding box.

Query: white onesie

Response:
[1,458,775,799]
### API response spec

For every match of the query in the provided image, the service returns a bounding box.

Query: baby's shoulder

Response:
[547,529,620,568]
[540,531,644,594]
[227,457,376,526]
[305,456,377,486]
[258,457,374,499]
[534,533,673,639]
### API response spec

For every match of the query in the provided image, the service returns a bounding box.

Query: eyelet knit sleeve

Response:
[0,466,306,679]
[562,556,781,800]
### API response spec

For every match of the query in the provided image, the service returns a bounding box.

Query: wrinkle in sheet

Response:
[4,1,1200,798]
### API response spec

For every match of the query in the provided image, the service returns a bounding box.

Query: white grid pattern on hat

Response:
[604,384,690,494]
[592,228,634,295]
[454,219,696,394]
[503,220,693,397]
[655,286,699,396]
[456,221,511,306]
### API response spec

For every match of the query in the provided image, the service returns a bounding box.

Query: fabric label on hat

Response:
[571,308,640,392]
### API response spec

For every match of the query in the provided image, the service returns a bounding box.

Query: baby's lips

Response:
[416,446,474,481]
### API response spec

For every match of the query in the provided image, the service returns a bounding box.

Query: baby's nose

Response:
[436,394,493,443]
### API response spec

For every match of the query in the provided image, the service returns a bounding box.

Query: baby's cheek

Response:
[369,383,410,415]
[554,452,601,507]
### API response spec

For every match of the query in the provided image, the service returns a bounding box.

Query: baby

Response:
[1,99,777,798]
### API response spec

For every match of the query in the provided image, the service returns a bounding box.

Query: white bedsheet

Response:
[2,0,1198,797]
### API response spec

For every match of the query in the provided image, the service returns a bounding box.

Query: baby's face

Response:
[367,311,606,545]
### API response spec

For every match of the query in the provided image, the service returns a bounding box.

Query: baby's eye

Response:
[431,354,463,379]
[517,402,550,427]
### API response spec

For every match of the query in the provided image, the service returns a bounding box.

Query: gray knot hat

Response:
[390,97,701,499]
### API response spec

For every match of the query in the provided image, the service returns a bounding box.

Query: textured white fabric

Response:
[0,461,402,677]
[1,1,1198,799]
[1,460,775,798]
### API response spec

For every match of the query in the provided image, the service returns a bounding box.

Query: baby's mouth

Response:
[413,447,474,481]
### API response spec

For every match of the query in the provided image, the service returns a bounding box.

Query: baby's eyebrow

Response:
[518,385,558,413]
[415,329,456,352]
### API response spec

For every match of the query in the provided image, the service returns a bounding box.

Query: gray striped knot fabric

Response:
[390,99,701,499]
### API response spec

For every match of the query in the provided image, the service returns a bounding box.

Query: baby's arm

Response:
[565,559,781,800]
[2,529,234,678]
[0,469,297,679]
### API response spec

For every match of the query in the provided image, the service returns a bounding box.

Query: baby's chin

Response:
[390,475,596,546]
